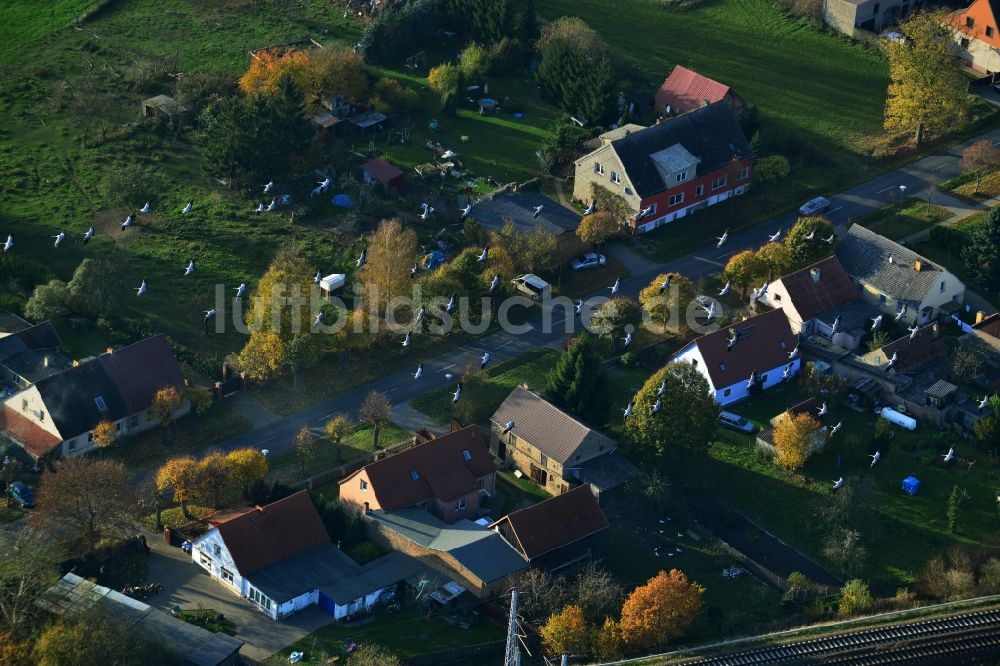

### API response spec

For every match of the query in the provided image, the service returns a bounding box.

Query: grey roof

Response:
[33,358,128,439]
[607,102,750,198]
[649,143,701,174]
[925,379,958,398]
[577,451,640,492]
[490,387,615,465]
[598,124,647,143]
[3,350,72,383]
[0,321,62,364]
[469,191,581,236]
[813,299,884,333]
[836,225,951,306]
[246,542,435,605]
[368,508,528,583]
[35,573,243,666]
[0,310,29,335]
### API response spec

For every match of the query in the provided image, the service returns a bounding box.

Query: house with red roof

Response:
[655,65,745,119]
[361,157,404,192]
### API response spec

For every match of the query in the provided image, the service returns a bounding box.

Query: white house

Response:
[671,308,801,406]
[191,491,432,621]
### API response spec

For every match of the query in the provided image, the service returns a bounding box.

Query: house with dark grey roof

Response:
[836,224,965,326]
[0,309,30,336]
[468,191,583,239]
[0,335,187,459]
[489,387,636,500]
[0,321,70,388]
[572,102,751,233]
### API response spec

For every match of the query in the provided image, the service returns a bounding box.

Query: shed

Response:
[924,379,957,410]
[902,476,920,495]
[349,110,388,130]
[141,95,187,119]
[362,158,404,192]
[312,112,347,137]
[319,274,345,300]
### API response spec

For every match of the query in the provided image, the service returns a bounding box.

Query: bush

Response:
[838,579,873,616]
[371,77,419,115]
[347,540,384,565]
[489,37,529,74]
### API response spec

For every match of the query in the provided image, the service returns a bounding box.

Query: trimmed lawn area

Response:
[853,198,951,241]
[175,608,238,636]
[705,383,1000,593]
[498,469,550,502]
[263,604,506,664]
[411,348,559,424]
[267,422,413,485]
[940,165,1000,203]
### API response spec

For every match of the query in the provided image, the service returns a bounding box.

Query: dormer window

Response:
[675,171,688,183]
[95,396,107,411]
[462,449,472,462]
[719,362,727,372]
[410,469,420,481]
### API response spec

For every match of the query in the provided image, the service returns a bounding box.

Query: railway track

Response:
[686,608,1000,665]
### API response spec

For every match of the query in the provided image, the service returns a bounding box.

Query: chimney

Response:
[809,268,821,283]
[106,347,114,355]
[43,355,51,368]
[975,311,986,324]
[932,322,940,338]
[913,260,922,272]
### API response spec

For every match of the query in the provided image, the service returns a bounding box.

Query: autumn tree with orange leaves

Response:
[618,569,704,649]
[239,48,311,97]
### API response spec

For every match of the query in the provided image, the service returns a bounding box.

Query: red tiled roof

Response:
[655,65,731,115]
[490,486,608,560]
[877,323,950,373]
[342,426,495,509]
[776,256,859,322]
[693,308,797,388]
[214,491,330,575]
[0,405,61,458]
[362,158,403,183]
[98,335,185,414]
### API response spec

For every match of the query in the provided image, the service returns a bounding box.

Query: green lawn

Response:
[911,210,996,305]
[853,198,952,242]
[411,348,560,423]
[267,422,413,485]
[264,604,506,664]
[940,165,1000,203]
[705,384,1000,593]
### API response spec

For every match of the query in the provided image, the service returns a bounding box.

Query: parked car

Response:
[719,411,755,434]
[511,274,551,301]
[8,481,35,508]
[570,253,606,271]
[799,196,831,216]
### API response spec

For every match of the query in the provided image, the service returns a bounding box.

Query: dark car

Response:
[8,481,35,508]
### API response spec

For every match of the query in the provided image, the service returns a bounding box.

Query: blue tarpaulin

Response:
[424,251,445,270]
[331,194,354,208]
[902,476,920,495]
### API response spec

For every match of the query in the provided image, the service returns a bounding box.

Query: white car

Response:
[570,253,607,271]
[799,196,831,216]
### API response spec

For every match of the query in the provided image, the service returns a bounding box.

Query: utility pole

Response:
[504,589,521,666]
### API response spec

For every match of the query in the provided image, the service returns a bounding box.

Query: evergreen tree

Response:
[962,208,1000,288]
[545,331,609,424]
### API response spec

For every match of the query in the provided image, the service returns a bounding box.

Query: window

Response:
[940,281,946,292]
[961,37,971,49]
[478,478,485,490]
[879,294,887,304]
[221,568,234,584]
[760,374,768,383]
[692,358,699,368]
[723,388,732,397]
[668,192,685,207]
[594,162,604,175]
[966,16,974,28]
[462,449,472,462]
[95,396,107,411]
[129,414,139,427]
[410,469,420,481]
[873,2,880,12]
[455,497,467,511]
[738,167,750,180]
[695,184,704,196]
[248,587,271,611]
[360,479,368,491]
[675,171,688,183]
[200,552,212,566]
[540,453,548,467]
[115,422,122,431]
[989,26,995,37]
[214,544,221,557]
[67,439,77,452]
[611,171,621,183]
[712,175,728,190]
[21,399,27,412]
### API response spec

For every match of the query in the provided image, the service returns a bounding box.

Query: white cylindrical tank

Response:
[880,407,916,431]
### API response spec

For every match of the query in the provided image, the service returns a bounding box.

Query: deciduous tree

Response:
[961,139,1000,193]
[428,63,461,103]
[91,420,118,449]
[358,390,392,450]
[785,217,835,268]
[346,643,402,666]
[24,280,69,321]
[458,42,491,82]
[67,259,117,319]
[151,386,183,443]
[0,528,61,637]
[358,218,418,322]
[226,448,268,498]
[591,617,623,661]
[98,162,166,210]
[576,211,620,248]
[34,608,181,666]
[536,25,615,124]
[540,605,590,657]
[33,458,137,553]
[753,154,790,203]
[324,413,352,462]
[838,579,874,617]
[541,118,590,170]
[639,272,695,331]
[619,570,704,649]
[198,453,230,509]
[294,426,317,477]
[589,297,641,341]
[884,11,971,143]
[773,412,821,470]
[755,241,793,281]
[156,457,201,519]
[823,526,867,574]
[239,48,310,97]
[306,47,369,102]
[723,250,764,301]
[572,562,625,623]
[545,331,609,424]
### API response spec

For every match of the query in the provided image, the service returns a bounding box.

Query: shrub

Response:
[838,580,873,616]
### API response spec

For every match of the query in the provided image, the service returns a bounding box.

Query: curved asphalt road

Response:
[209,126,1000,461]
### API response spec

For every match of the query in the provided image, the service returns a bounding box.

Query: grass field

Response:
[267,422,412,484]
[940,165,1000,203]
[853,198,952,241]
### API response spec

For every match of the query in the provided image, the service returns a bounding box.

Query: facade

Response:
[361,157,404,192]
[950,0,1000,73]
[654,65,746,118]
[339,425,496,524]
[0,335,188,460]
[836,224,965,325]
[824,0,921,37]
[489,387,633,497]
[490,485,609,573]
[671,308,801,406]
[572,103,751,234]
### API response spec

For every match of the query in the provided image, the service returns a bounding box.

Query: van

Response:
[511,274,551,302]
[719,411,755,433]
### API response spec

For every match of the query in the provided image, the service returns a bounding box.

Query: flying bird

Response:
[2,235,11,253]
[574,299,583,316]
[181,201,193,215]
[609,278,620,296]
[204,309,216,322]
[652,399,662,414]
[460,204,472,219]
[659,274,671,293]
[52,232,65,248]
[317,177,331,191]
[718,282,731,297]
[804,230,815,241]
[314,270,322,284]
[402,331,412,347]
[832,477,844,492]
[234,283,247,299]
[716,229,728,248]
[869,450,881,467]
[139,202,151,214]
[501,420,515,434]
[746,372,757,389]
[583,201,596,216]
[263,181,274,194]
[908,324,920,341]
[885,351,898,372]
[727,328,738,351]
[136,279,148,296]
[413,306,425,328]
[637,205,654,219]
[623,402,633,420]
[265,198,277,213]
[657,380,666,397]
[823,234,835,244]
[452,383,462,403]
[254,202,265,213]
[477,246,488,263]
[831,316,841,335]
[313,312,324,327]
[817,402,828,417]
[942,447,956,463]
[445,294,457,314]
[489,274,500,292]
[412,363,423,380]
[418,203,435,220]
[121,214,134,230]
[978,395,992,411]
[356,249,366,268]
[480,352,491,369]
[410,263,419,279]
[184,260,195,276]
[532,205,544,218]
[871,314,882,331]
[782,364,792,380]
[829,421,843,437]
[768,229,782,243]
[788,343,799,360]
[895,304,907,321]
[622,332,633,349]
[700,299,717,321]
[83,227,94,244]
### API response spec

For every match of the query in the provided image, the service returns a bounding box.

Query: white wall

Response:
[2,386,61,439]
[672,343,801,406]
[191,529,247,598]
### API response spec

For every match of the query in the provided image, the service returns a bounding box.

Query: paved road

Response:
[210,127,1000,462]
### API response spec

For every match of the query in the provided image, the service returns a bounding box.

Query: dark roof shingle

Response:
[362,157,403,183]
[691,308,797,388]
[776,256,859,322]
[33,359,128,439]
[469,191,581,235]
[491,486,609,560]
[98,335,185,414]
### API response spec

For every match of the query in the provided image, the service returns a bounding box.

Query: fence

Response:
[291,436,424,490]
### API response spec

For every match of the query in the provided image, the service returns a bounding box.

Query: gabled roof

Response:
[213,491,330,575]
[490,486,609,560]
[689,308,797,388]
[774,256,859,322]
[342,426,494,509]
[836,225,953,307]
[0,309,29,335]
[871,322,950,373]
[33,359,128,440]
[490,387,615,465]
[98,335,184,414]
[469,191,581,236]
[951,0,1000,49]
[0,321,62,363]
[0,405,61,458]
[605,103,750,198]
[655,65,732,115]
[362,157,403,183]
[973,312,1000,341]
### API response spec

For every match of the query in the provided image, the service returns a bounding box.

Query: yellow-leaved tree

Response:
[239,48,311,97]
[156,457,201,519]
[226,448,268,499]
[576,211,620,248]
[773,411,821,471]
[151,386,183,444]
[638,272,695,332]
[619,569,704,649]
[539,605,590,657]
[357,218,418,323]
[91,420,118,449]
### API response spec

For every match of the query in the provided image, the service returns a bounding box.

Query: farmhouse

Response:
[671,308,801,406]
[572,102,752,234]
[192,491,434,620]
[339,425,496,524]
[654,65,746,119]
[490,485,609,573]
[836,224,965,325]
[0,335,188,460]
[489,387,637,501]
[949,0,1000,73]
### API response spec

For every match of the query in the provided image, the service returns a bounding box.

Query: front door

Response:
[530,464,547,486]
